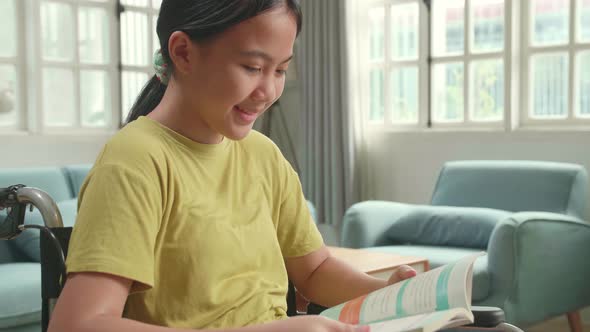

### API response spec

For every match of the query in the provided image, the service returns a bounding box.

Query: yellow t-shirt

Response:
[66,116,324,329]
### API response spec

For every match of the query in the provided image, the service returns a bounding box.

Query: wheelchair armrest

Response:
[469,306,506,328]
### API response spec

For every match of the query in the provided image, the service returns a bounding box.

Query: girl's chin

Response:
[223,124,255,141]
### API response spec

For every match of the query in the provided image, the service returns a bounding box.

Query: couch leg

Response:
[567,311,583,332]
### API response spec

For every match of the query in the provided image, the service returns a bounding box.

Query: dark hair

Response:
[125,0,302,124]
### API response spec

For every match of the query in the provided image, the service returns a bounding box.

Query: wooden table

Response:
[327,246,429,279]
[295,247,429,313]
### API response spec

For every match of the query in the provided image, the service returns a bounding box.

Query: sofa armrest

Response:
[485,212,590,325]
[340,201,418,248]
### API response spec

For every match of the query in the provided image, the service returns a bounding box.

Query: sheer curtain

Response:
[296,0,371,231]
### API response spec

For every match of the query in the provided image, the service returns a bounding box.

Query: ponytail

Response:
[125,75,166,124]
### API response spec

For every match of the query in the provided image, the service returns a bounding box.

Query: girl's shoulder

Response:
[95,119,168,169]
[240,130,282,156]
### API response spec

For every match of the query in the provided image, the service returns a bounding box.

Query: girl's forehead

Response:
[219,8,298,45]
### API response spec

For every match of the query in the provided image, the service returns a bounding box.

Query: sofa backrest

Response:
[431,160,589,220]
[1,165,92,263]
[63,164,93,197]
[0,167,73,203]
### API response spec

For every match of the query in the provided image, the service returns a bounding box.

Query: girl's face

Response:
[180,7,297,142]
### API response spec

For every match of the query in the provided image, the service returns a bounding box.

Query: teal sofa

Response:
[341,160,590,328]
[0,165,92,332]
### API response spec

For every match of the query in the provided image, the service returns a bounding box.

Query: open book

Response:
[320,252,485,332]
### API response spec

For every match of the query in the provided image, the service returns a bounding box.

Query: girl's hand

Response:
[272,316,369,332]
[387,265,417,285]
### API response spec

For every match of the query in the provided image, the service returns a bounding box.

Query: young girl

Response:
[48,1,416,331]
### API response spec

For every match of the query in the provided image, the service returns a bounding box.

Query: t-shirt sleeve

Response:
[275,160,324,258]
[66,164,162,293]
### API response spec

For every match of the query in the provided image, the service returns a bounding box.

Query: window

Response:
[366,1,427,127]
[522,0,590,125]
[0,0,160,134]
[0,0,21,129]
[357,0,590,130]
[40,0,114,129]
[119,0,160,122]
[431,0,506,127]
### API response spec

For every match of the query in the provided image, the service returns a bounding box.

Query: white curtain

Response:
[296,0,371,228]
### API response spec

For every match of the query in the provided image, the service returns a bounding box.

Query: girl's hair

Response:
[125,0,302,124]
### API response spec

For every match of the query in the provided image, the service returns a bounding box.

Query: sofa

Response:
[340,160,590,328]
[0,164,320,332]
[0,164,92,332]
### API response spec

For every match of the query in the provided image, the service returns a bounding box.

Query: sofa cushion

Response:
[385,206,511,249]
[12,199,78,262]
[366,245,490,302]
[0,263,41,328]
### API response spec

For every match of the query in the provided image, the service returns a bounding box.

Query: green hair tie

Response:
[154,49,170,85]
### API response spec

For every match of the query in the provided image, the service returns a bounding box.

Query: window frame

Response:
[0,0,162,135]
[519,0,590,128]
[429,0,511,130]
[358,0,590,132]
[0,0,28,132]
[360,0,430,131]
[118,0,159,124]
[35,0,120,134]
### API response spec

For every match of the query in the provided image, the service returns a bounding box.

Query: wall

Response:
[366,130,590,213]
[0,133,111,167]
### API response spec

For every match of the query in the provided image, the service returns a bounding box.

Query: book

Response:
[319,252,485,332]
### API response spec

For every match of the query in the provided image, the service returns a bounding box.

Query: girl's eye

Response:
[243,66,262,73]
[276,69,287,76]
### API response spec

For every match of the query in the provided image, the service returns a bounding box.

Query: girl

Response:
[48,1,416,331]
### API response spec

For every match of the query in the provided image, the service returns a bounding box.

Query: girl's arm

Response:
[285,245,416,308]
[48,272,365,332]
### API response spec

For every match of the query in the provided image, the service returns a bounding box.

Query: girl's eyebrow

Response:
[239,50,293,64]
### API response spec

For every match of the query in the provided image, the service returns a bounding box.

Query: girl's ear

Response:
[167,31,194,75]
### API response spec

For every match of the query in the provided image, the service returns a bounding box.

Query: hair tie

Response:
[153,49,170,85]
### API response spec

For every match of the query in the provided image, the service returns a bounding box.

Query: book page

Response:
[320,252,484,325]
[367,308,473,332]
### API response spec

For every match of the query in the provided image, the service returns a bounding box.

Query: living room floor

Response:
[528,316,589,332]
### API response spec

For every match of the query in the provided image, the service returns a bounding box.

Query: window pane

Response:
[43,68,75,126]
[0,65,17,126]
[122,71,149,122]
[41,2,74,61]
[152,0,162,9]
[391,3,419,60]
[369,68,384,122]
[575,51,590,117]
[470,59,504,122]
[432,62,464,123]
[121,11,149,66]
[432,0,465,56]
[471,0,505,53]
[153,15,159,54]
[391,67,418,124]
[578,0,590,42]
[81,70,110,127]
[0,0,16,57]
[121,0,149,7]
[369,7,385,62]
[530,53,569,119]
[79,7,110,64]
[531,0,570,46]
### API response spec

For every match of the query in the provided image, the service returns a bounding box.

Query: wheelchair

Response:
[1,185,523,332]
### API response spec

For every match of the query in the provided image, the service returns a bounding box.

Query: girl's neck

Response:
[147,80,224,144]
